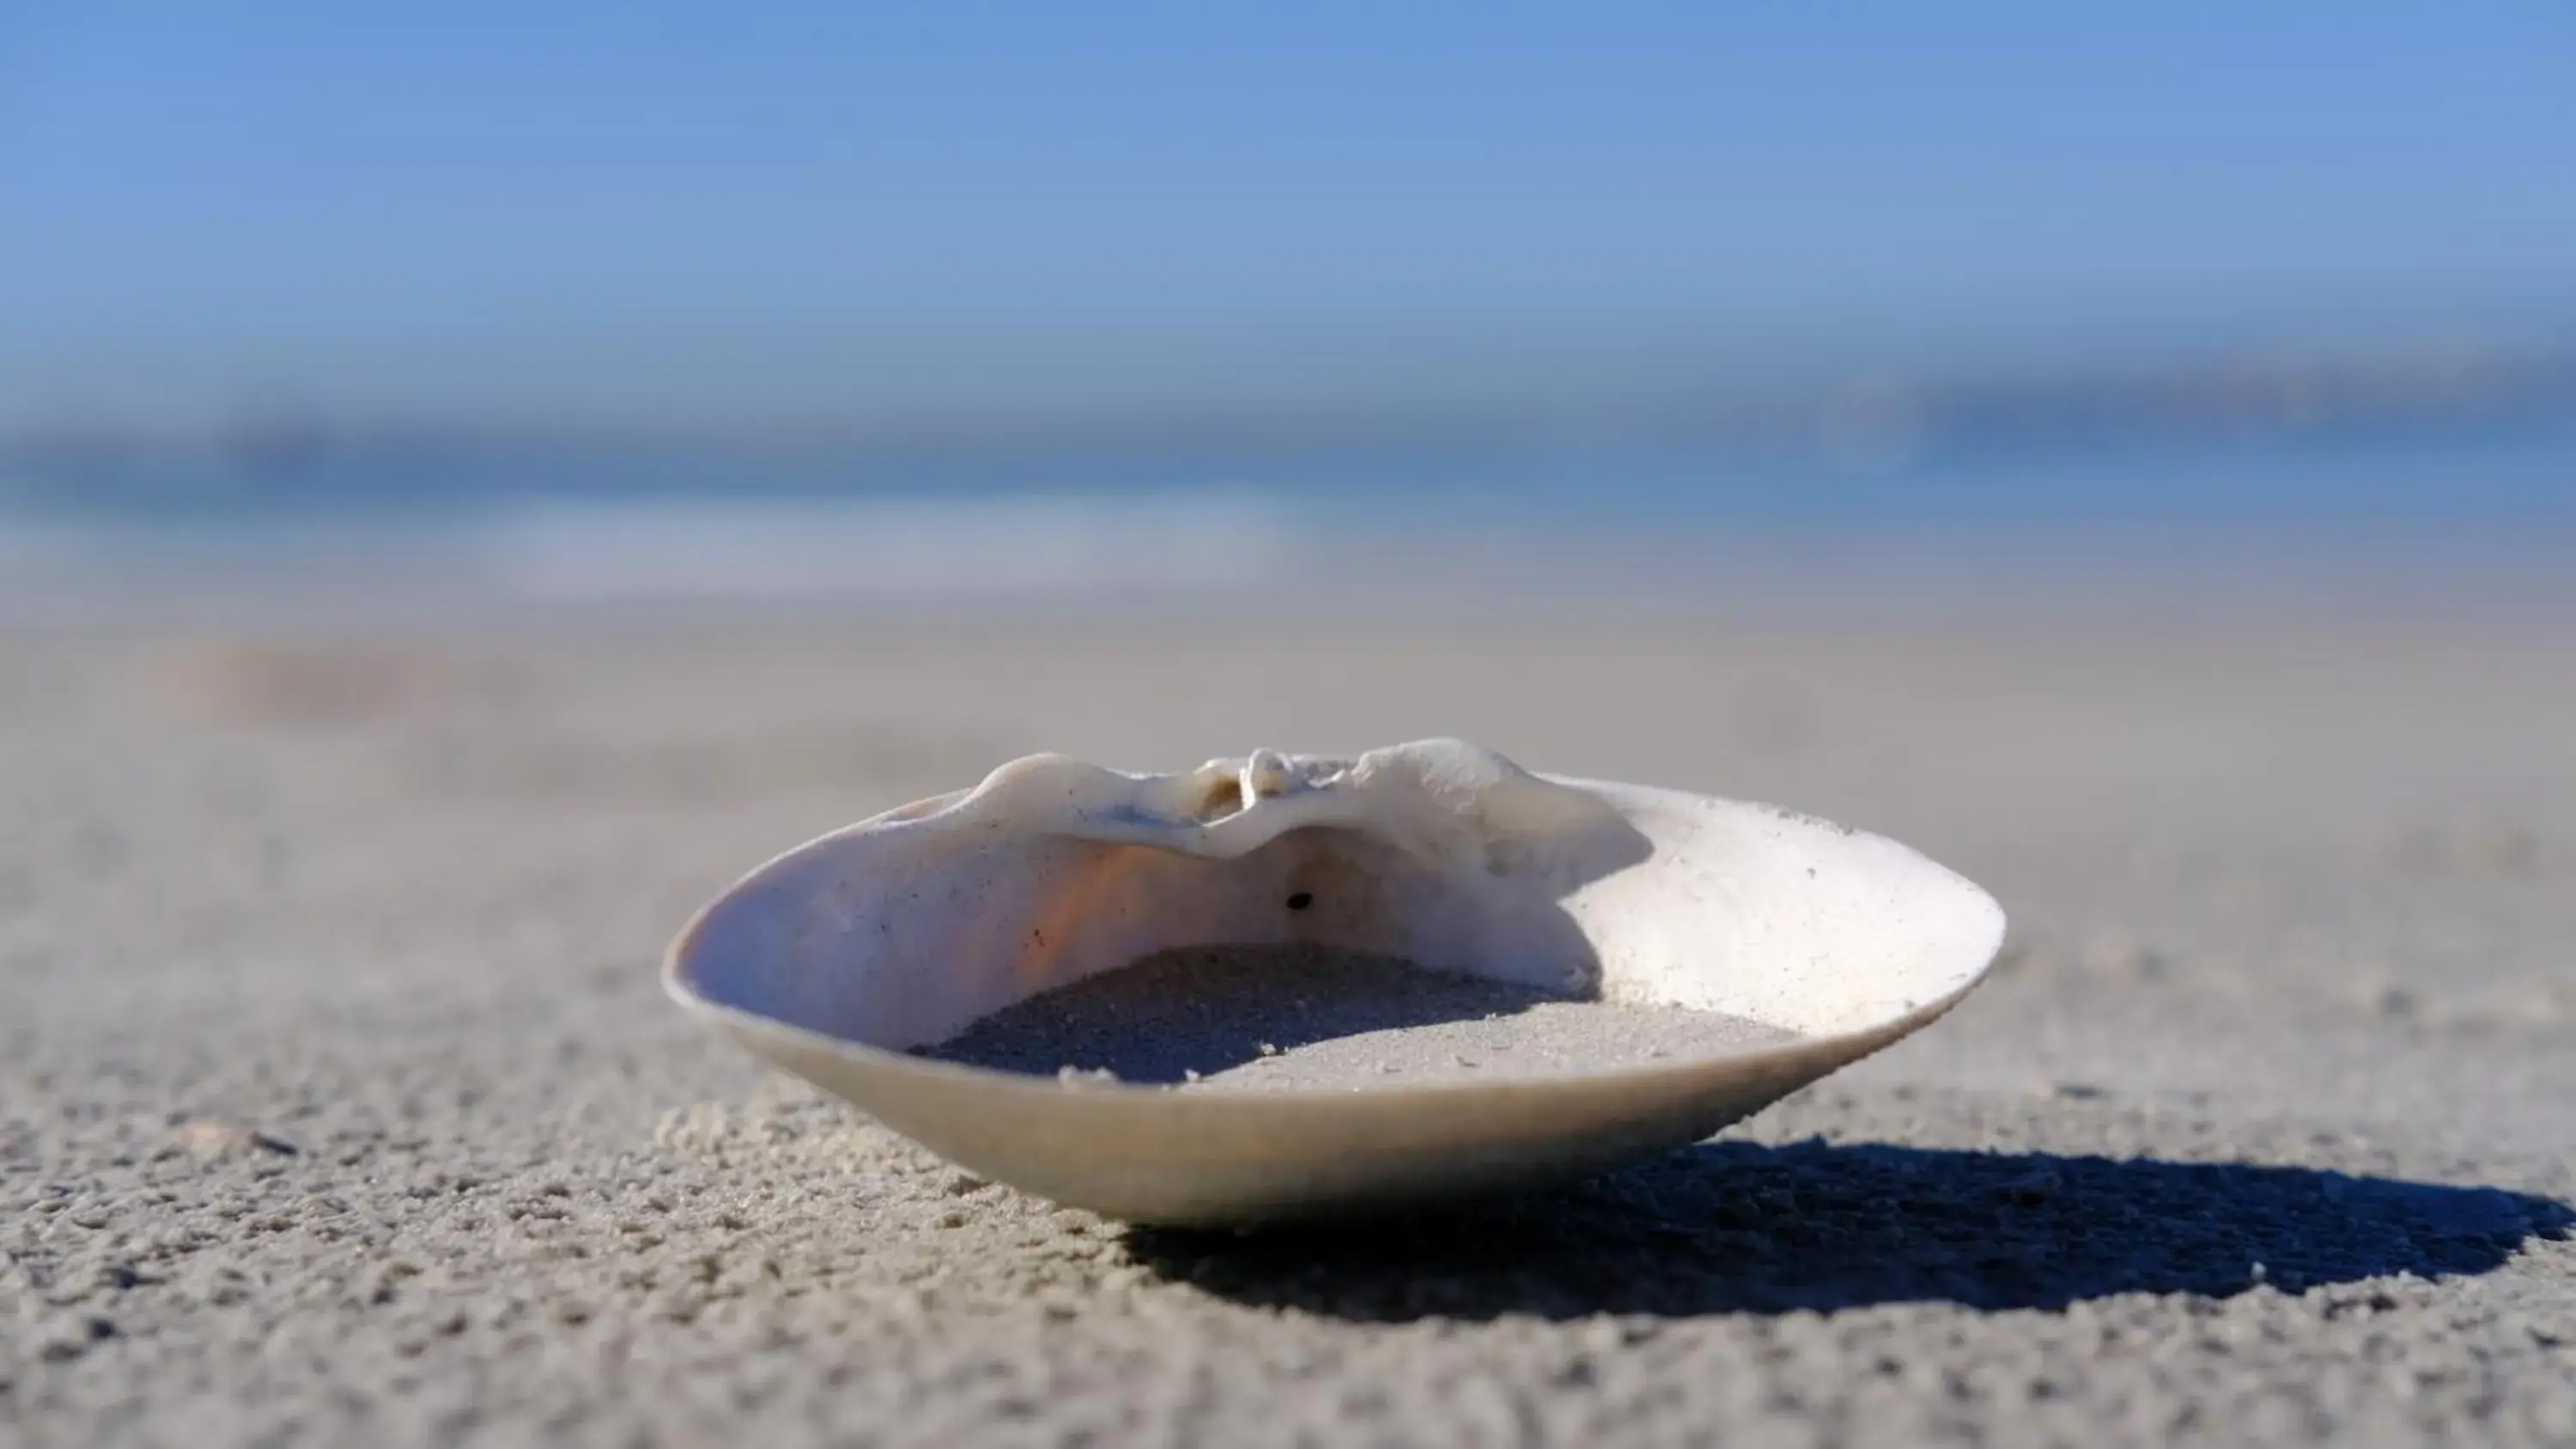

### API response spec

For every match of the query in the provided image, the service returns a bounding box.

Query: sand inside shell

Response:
[917,943,1798,1091]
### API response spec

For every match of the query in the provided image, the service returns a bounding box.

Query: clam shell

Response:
[665,738,2005,1225]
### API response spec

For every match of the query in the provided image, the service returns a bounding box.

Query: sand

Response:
[919,944,1799,1089]
[4,608,2575,1446]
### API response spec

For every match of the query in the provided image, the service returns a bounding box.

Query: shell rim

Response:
[659,771,2009,1109]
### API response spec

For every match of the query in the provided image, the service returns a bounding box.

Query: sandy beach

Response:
[4,603,2573,1446]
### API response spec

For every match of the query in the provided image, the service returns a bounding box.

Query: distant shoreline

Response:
[8,504,2573,633]
[8,337,2571,479]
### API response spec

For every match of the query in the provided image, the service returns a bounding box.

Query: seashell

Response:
[665,738,2005,1226]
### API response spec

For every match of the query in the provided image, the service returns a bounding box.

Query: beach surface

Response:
[4,603,2573,1446]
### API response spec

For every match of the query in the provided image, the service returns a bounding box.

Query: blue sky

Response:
[3,3,2573,432]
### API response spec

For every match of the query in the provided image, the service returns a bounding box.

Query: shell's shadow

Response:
[1120,1140,2573,1320]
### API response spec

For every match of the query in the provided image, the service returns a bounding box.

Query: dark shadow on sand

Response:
[1122,1139,2573,1319]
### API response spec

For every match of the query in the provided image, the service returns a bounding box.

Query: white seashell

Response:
[665,738,2004,1226]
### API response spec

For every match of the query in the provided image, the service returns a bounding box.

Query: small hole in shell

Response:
[1285,891,1315,911]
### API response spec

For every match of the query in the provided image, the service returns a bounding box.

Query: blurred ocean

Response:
[4,397,2571,621]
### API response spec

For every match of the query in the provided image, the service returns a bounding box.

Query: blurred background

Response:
[2,3,2571,619]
